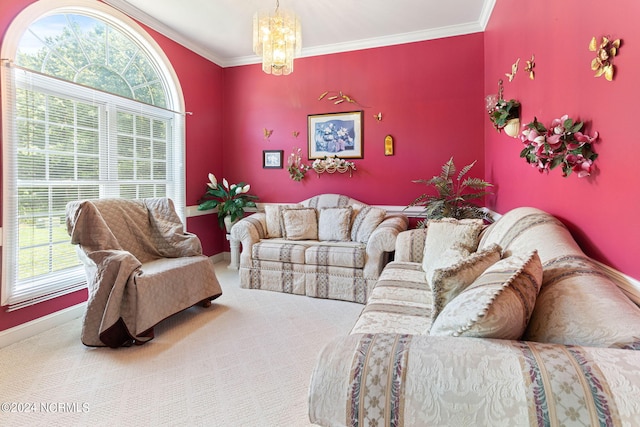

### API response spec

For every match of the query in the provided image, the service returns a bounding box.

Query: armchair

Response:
[66,197,222,348]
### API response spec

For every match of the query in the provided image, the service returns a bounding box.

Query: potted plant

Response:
[488,98,521,137]
[198,173,258,231]
[406,157,494,227]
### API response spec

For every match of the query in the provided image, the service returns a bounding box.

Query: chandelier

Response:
[252,0,301,76]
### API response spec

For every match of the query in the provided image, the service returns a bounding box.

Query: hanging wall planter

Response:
[504,118,521,138]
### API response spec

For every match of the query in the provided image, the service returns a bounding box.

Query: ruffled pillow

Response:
[429,250,542,340]
[422,218,485,287]
[430,243,502,322]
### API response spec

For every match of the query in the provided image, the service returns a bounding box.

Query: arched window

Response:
[1,0,185,309]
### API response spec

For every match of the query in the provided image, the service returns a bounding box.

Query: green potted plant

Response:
[405,157,494,227]
[488,98,521,137]
[198,173,258,231]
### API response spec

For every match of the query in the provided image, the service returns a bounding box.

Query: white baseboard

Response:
[0,302,86,349]
[0,254,230,349]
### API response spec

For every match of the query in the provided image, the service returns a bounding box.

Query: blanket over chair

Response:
[66,198,222,348]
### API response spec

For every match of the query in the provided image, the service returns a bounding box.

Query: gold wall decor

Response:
[373,112,382,121]
[505,58,519,82]
[384,135,394,156]
[589,36,621,81]
[263,128,273,140]
[318,90,366,107]
[524,55,535,80]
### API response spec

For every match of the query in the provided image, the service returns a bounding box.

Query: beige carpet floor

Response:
[0,261,364,427]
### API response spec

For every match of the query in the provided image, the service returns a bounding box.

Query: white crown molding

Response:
[226,21,485,68]
[102,0,488,68]
[478,0,497,30]
[101,0,226,65]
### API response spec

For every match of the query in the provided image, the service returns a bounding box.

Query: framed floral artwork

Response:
[263,150,283,169]
[307,111,363,159]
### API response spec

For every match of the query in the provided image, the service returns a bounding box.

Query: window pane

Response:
[5,8,182,308]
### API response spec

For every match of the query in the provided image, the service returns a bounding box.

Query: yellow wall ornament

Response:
[589,36,621,81]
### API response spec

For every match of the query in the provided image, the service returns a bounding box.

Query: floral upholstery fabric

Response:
[318,207,353,241]
[422,218,484,287]
[305,243,366,269]
[429,250,543,339]
[350,262,432,335]
[430,243,502,322]
[394,228,428,263]
[264,203,302,238]
[309,334,640,427]
[309,206,640,426]
[231,194,409,303]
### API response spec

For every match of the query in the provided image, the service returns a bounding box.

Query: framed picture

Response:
[263,150,284,169]
[308,111,363,159]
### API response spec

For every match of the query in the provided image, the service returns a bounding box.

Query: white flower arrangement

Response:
[311,156,356,177]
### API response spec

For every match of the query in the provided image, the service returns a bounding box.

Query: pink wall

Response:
[0,0,224,332]
[222,34,485,206]
[484,0,640,277]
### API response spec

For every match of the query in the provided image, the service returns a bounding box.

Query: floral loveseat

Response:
[309,207,640,426]
[230,194,409,303]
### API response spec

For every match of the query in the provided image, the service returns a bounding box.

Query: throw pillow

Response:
[351,206,386,243]
[281,208,318,240]
[422,218,485,287]
[318,207,353,241]
[429,250,542,340]
[264,204,302,238]
[430,243,502,322]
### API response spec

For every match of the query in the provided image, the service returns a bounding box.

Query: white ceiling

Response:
[103,0,496,68]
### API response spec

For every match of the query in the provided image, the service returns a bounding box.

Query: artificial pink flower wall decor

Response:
[519,115,598,178]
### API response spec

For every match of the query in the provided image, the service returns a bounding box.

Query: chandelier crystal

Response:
[253,0,301,76]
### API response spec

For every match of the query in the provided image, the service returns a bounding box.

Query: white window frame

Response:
[1,0,186,309]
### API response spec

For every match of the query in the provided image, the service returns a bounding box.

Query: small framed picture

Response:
[263,150,284,169]
[308,111,363,159]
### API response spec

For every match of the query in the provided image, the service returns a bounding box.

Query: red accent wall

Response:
[484,0,640,277]
[221,35,485,205]
[0,0,224,332]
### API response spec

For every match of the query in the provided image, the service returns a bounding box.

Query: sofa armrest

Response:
[393,228,428,263]
[309,333,640,426]
[229,212,267,267]
[363,215,409,279]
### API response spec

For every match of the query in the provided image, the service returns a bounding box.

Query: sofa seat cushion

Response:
[371,261,431,305]
[350,261,432,335]
[251,240,310,264]
[305,243,366,268]
[350,299,432,335]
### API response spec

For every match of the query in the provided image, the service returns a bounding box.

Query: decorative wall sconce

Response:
[384,135,394,156]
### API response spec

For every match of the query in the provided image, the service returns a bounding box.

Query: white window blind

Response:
[1,62,185,309]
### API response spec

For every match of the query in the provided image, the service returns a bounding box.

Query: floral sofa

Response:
[230,194,409,303]
[309,207,640,426]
